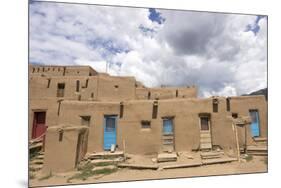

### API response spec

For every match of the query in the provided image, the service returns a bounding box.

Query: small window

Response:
[114,85,119,89]
[232,113,238,119]
[59,131,63,142]
[226,98,231,111]
[200,117,210,131]
[81,116,91,126]
[32,68,35,73]
[57,83,65,97]
[85,79,89,88]
[141,120,151,129]
[91,92,94,98]
[176,90,178,97]
[213,99,218,113]
[148,91,151,99]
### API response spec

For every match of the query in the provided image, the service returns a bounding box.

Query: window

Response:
[148,91,151,99]
[213,99,218,113]
[141,120,151,129]
[105,117,116,131]
[76,80,80,92]
[57,83,65,97]
[176,90,178,97]
[200,117,210,131]
[91,92,94,98]
[232,113,238,119]
[81,116,91,126]
[163,118,173,134]
[226,98,231,111]
[114,85,119,89]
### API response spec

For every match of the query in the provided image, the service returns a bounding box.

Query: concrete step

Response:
[157,153,177,162]
[87,151,124,160]
[118,163,159,170]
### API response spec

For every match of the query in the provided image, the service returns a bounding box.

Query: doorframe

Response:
[249,109,261,137]
[103,114,118,150]
[31,109,48,139]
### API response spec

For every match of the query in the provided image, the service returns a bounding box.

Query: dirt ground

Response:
[29,155,267,187]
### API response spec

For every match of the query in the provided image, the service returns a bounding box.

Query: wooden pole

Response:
[234,123,241,162]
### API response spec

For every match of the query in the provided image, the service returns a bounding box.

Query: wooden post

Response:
[233,123,241,162]
[123,139,126,160]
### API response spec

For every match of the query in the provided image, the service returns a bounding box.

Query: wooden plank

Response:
[157,153,177,162]
[253,137,267,142]
[118,163,159,170]
[202,158,237,165]
[247,146,267,151]
[162,162,202,169]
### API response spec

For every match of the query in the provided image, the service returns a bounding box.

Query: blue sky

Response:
[29,2,267,97]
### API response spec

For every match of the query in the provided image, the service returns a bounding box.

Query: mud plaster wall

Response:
[230,95,267,146]
[135,87,197,100]
[96,75,136,101]
[58,101,120,153]
[57,98,252,155]
[29,99,60,139]
[43,128,80,173]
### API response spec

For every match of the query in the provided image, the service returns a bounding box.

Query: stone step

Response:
[90,158,124,165]
[30,159,44,165]
[157,153,177,162]
[202,157,237,165]
[34,154,44,160]
[118,163,159,170]
[93,165,117,171]
[29,164,43,172]
[87,151,124,160]
[29,142,43,150]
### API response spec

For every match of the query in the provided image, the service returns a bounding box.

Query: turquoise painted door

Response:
[103,115,117,150]
[163,119,173,134]
[249,110,260,137]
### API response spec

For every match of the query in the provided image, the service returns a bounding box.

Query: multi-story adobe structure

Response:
[29,64,267,173]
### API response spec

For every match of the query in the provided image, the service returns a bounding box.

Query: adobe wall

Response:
[230,95,267,145]
[96,75,136,101]
[135,86,197,100]
[43,126,88,174]
[29,99,60,139]
[57,98,244,155]
[29,65,98,77]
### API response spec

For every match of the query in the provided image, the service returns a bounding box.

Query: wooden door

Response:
[32,111,47,139]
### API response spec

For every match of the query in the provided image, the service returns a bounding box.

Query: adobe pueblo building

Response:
[29,64,267,174]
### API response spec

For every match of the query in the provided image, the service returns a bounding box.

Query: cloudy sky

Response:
[29,1,267,97]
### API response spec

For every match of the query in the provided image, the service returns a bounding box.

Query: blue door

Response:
[163,119,173,134]
[103,115,117,150]
[249,110,260,137]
